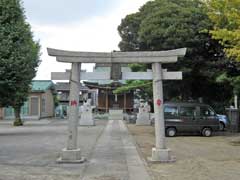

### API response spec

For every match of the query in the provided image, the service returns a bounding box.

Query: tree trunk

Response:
[13,106,23,126]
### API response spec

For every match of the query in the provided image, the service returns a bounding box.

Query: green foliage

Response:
[119,0,214,53]
[216,72,229,83]
[114,80,152,99]
[0,0,40,124]
[53,93,59,108]
[206,0,240,61]
[117,0,238,110]
[113,63,152,100]
[118,13,142,51]
[128,64,147,72]
[216,72,240,95]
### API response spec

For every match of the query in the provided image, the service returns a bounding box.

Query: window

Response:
[21,100,29,116]
[164,106,178,117]
[200,106,215,116]
[180,107,196,117]
[4,107,14,117]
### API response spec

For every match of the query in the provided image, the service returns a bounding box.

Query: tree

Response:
[206,0,240,108]
[0,0,40,126]
[117,0,238,112]
[113,64,153,102]
[206,0,240,61]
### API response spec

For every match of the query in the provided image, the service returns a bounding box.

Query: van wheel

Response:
[219,122,225,131]
[202,128,212,137]
[166,127,177,137]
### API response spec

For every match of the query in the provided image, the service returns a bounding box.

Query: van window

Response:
[180,107,196,117]
[164,106,178,118]
[200,106,215,116]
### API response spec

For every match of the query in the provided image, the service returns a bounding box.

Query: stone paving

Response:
[0,119,151,180]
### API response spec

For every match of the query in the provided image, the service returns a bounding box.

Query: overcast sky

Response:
[22,0,149,80]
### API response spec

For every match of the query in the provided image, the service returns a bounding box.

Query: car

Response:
[216,114,230,131]
[152,102,220,137]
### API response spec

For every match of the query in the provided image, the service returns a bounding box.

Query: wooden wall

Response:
[97,90,133,112]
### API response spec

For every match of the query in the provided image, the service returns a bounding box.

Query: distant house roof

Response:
[84,81,125,90]
[31,80,54,92]
[55,82,89,91]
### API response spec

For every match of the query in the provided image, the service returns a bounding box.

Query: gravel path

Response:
[127,124,240,180]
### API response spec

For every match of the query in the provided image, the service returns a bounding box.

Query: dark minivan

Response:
[164,102,220,137]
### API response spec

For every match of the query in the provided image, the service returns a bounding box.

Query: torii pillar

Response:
[58,62,85,163]
[151,63,172,162]
[48,47,186,163]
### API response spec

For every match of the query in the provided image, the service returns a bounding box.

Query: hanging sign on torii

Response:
[47,47,186,163]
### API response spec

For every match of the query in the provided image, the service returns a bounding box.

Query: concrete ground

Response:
[127,124,240,180]
[0,119,151,180]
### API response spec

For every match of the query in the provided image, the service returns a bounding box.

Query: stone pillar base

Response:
[148,148,176,163]
[80,113,95,126]
[80,120,95,126]
[56,148,86,163]
[80,118,95,126]
[109,109,123,120]
[136,111,151,125]
[136,114,151,125]
[136,120,151,125]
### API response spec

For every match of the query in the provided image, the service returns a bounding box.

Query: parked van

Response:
[163,102,220,137]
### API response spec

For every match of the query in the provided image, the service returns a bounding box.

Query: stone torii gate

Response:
[47,47,186,163]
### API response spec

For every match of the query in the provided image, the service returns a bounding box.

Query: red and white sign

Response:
[70,100,78,107]
[156,99,162,106]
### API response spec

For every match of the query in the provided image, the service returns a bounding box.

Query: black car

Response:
[153,102,220,137]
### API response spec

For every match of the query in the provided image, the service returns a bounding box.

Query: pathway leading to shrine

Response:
[81,120,151,180]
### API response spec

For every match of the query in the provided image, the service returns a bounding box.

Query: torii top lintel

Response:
[47,48,186,64]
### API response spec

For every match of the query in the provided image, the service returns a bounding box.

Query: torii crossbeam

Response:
[48,47,187,163]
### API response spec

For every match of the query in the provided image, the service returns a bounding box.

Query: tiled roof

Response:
[55,82,89,91]
[31,80,54,92]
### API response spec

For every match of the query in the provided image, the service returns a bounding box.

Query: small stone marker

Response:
[136,101,151,125]
[109,109,123,120]
[80,99,95,126]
